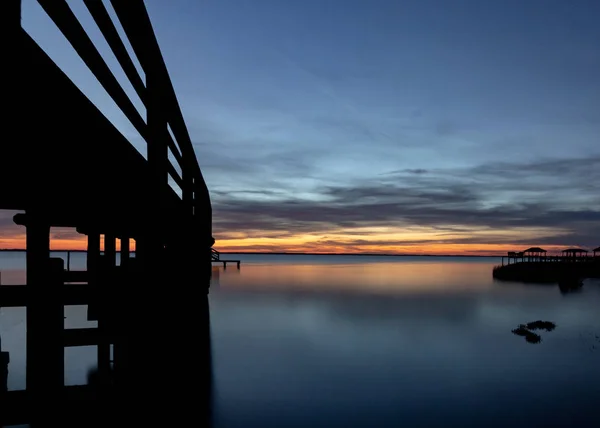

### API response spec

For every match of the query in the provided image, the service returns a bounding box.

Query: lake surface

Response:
[2,252,600,427]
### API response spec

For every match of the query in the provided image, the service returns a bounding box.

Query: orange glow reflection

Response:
[211,261,497,295]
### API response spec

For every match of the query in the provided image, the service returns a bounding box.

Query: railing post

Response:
[182,169,194,216]
[193,179,213,286]
[120,236,130,268]
[87,231,100,323]
[146,69,168,261]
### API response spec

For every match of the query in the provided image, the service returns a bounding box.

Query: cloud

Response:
[211,155,600,248]
[405,169,428,175]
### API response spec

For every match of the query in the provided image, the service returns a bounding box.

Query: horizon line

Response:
[1,249,595,257]
[0,248,521,257]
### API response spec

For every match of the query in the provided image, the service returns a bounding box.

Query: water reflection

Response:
[559,280,584,295]
[2,255,600,427]
[511,321,556,344]
[217,260,501,295]
[208,262,600,428]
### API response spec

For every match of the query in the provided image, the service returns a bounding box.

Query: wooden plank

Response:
[2,385,103,426]
[0,284,94,307]
[98,237,116,378]
[2,389,29,426]
[0,285,27,307]
[83,0,146,105]
[168,160,184,188]
[37,0,148,141]
[64,270,88,283]
[211,259,241,269]
[109,0,204,182]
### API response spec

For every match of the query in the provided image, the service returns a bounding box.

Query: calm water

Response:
[1,252,600,427]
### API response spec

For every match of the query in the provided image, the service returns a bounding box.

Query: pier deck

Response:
[493,258,600,283]
[211,248,241,269]
[1,1,214,425]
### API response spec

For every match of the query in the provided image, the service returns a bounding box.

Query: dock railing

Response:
[28,0,212,245]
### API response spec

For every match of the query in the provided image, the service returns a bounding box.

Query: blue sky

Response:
[5,0,599,252]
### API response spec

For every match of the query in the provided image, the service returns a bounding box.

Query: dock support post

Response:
[1,351,8,394]
[25,215,64,426]
[97,234,116,383]
[0,333,7,427]
[87,232,100,324]
[120,237,130,268]
[86,231,108,378]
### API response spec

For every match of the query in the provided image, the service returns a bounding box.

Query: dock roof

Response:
[523,247,546,253]
[561,248,588,253]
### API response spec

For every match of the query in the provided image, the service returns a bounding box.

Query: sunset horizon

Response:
[1,0,598,260]
[2,1,600,426]
[0,217,585,257]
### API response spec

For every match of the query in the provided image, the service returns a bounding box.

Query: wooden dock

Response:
[494,247,600,283]
[211,248,241,269]
[1,1,214,425]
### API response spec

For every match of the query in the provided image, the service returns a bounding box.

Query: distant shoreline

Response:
[0,249,502,257]
[220,252,501,258]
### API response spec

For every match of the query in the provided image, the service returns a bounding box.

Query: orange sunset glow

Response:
[209,225,570,255]
[0,202,587,256]
[0,218,570,256]
[0,225,135,252]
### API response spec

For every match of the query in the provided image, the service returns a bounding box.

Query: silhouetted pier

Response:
[211,248,241,269]
[1,1,213,426]
[494,247,600,283]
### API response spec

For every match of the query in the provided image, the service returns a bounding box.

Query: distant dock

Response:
[493,247,600,283]
[211,248,241,269]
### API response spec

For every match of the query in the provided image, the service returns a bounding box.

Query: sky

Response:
[1,0,599,254]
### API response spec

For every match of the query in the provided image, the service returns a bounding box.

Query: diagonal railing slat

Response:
[36,0,148,142]
[31,0,213,247]
[82,0,147,106]
[108,1,203,174]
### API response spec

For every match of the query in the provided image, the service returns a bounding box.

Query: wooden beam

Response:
[2,385,107,426]
[167,160,184,189]
[109,0,207,182]
[120,237,130,268]
[37,0,148,141]
[98,236,116,382]
[0,284,95,307]
[105,234,116,266]
[83,0,146,104]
